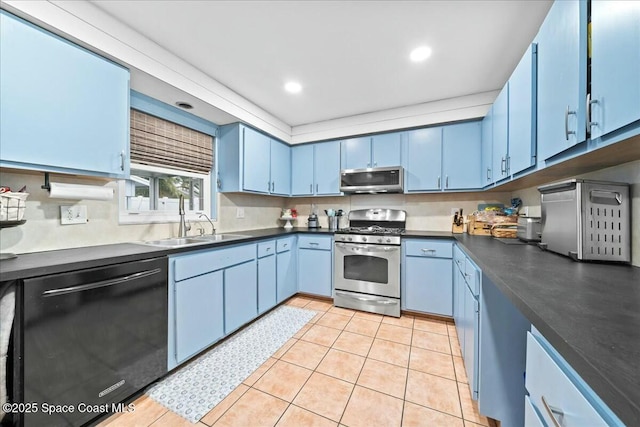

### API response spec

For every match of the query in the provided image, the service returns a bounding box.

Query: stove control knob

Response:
[377,238,383,243]
[386,238,391,243]
[347,237,353,241]
[362,237,367,242]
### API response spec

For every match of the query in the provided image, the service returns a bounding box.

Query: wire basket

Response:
[0,192,29,221]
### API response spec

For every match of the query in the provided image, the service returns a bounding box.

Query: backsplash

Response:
[1,160,637,267]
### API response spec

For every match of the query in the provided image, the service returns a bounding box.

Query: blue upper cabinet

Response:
[218,123,290,195]
[342,132,402,169]
[492,85,509,183]
[242,126,271,193]
[270,139,291,195]
[291,141,341,196]
[589,1,640,144]
[405,127,442,192]
[508,43,537,176]
[342,137,372,169]
[291,144,314,195]
[314,140,342,195]
[0,11,129,178]
[536,0,587,161]
[481,107,494,186]
[371,132,402,167]
[442,121,482,190]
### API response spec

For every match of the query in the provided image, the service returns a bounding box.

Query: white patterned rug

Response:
[147,305,317,423]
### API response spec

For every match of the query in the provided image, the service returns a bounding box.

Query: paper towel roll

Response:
[48,182,114,200]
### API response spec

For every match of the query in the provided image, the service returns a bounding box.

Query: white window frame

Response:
[118,163,211,225]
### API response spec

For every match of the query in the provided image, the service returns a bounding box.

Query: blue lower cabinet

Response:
[174,270,224,365]
[463,283,479,399]
[276,243,297,303]
[258,253,277,314]
[403,256,453,316]
[224,260,258,334]
[298,242,332,297]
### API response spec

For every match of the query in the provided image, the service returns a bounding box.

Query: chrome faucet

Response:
[178,195,190,237]
[198,212,216,235]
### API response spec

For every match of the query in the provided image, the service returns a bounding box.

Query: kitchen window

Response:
[119,109,215,224]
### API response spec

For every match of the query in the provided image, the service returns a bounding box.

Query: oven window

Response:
[344,255,388,284]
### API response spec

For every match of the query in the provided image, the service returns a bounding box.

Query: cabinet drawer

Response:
[525,332,608,427]
[173,243,257,282]
[298,235,332,250]
[277,236,295,253]
[258,240,276,258]
[404,239,453,258]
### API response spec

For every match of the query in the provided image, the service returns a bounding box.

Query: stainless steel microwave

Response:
[340,166,404,193]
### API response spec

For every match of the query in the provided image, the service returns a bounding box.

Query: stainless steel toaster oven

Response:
[538,179,630,263]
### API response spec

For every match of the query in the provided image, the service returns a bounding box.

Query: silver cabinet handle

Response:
[309,242,319,246]
[421,248,436,255]
[501,157,507,174]
[283,243,288,248]
[437,176,441,188]
[310,183,313,193]
[316,184,319,193]
[445,175,449,188]
[565,106,577,141]
[217,174,222,189]
[586,93,598,130]
[541,396,563,427]
[486,168,491,181]
[120,150,126,171]
[506,156,510,175]
[271,181,275,191]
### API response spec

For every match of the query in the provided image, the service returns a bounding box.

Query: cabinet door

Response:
[590,1,640,140]
[455,268,466,354]
[406,127,443,191]
[242,127,271,193]
[492,85,510,182]
[536,0,587,160]
[404,257,453,316]
[298,248,332,297]
[372,132,402,167]
[481,107,494,186]
[343,137,372,169]
[314,141,342,195]
[258,254,277,314]
[277,249,297,302]
[0,11,129,178]
[224,260,258,334]
[291,144,314,195]
[175,271,224,363]
[270,140,291,195]
[508,43,537,175]
[463,284,479,400]
[442,122,482,190]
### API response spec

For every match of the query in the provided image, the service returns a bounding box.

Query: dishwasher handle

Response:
[42,268,163,297]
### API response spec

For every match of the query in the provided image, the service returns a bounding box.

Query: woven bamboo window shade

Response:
[130,109,213,173]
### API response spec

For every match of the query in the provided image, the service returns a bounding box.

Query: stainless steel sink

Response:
[192,234,251,242]
[141,237,206,247]
[136,234,251,248]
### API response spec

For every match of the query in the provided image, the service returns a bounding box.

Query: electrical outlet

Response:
[60,205,88,225]
[236,207,245,219]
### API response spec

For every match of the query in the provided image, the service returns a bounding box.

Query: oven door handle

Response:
[335,243,399,252]
[335,291,398,305]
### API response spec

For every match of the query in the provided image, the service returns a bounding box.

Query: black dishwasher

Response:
[18,257,168,427]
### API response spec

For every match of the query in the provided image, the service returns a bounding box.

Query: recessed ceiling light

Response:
[410,46,432,62]
[284,81,302,94]
[175,101,193,109]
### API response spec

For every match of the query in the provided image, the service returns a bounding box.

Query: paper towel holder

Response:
[41,172,51,191]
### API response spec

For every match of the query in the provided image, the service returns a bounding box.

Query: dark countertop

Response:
[454,234,640,426]
[2,227,638,423]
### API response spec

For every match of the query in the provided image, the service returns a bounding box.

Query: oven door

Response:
[334,242,400,297]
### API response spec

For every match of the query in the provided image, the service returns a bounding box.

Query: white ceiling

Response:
[91,0,552,128]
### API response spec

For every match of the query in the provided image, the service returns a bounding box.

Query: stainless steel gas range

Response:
[333,209,406,317]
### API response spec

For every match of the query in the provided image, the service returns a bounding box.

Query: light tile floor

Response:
[99,296,492,427]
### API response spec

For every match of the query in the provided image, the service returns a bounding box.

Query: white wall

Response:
[511,160,640,266]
